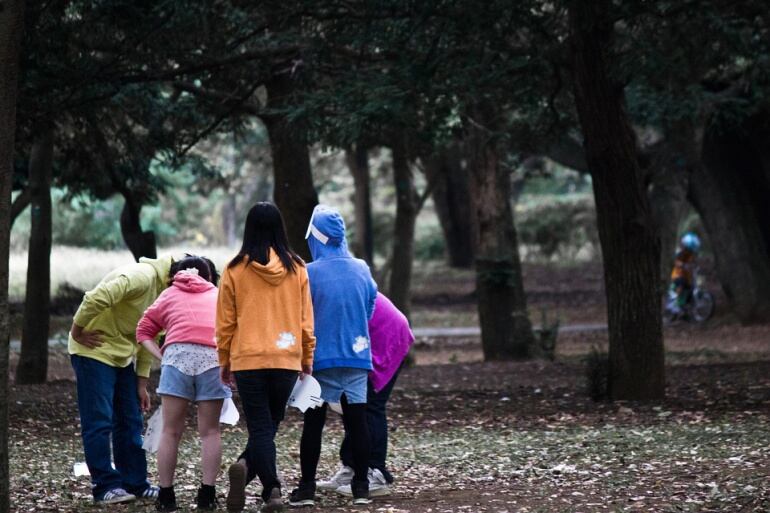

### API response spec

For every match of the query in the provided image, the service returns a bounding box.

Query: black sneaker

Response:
[155,486,177,512]
[261,487,284,512]
[351,480,371,506]
[288,481,316,507]
[196,484,218,511]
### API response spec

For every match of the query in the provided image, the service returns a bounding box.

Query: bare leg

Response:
[197,399,224,486]
[157,395,189,488]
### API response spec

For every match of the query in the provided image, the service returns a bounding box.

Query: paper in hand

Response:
[142,408,163,454]
[287,375,324,412]
[219,397,240,425]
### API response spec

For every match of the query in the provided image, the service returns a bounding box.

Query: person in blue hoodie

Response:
[289,205,377,508]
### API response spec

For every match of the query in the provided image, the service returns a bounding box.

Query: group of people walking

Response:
[67,202,414,512]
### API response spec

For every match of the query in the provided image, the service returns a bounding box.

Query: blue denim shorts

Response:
[157,365,232,402]
[314,367,368,404]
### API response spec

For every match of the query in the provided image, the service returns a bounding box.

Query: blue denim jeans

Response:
[71,355,151,500]
[340,368,400,482]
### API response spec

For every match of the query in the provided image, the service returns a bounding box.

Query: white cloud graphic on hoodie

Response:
[352,336,370,353]
[276,332,296,350]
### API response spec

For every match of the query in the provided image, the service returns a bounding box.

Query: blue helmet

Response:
[681,232,701,253]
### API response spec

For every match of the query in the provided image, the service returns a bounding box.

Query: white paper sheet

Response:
[287,376,324,412]
[142,407,163,454]
[219,397,239,425]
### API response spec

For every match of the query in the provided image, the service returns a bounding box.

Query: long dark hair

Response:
[228,202,303,272]
[169,254,219,286]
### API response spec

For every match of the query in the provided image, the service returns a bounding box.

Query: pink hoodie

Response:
[136,271,217,351]
[369,293,414,392]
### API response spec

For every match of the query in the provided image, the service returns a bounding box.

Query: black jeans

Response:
[340,369,399,482]
[300,397,370,485]
[234,369,297,500]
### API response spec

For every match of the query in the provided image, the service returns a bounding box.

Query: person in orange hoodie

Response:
[216,203,316,513]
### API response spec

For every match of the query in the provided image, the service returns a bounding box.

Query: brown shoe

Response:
[226,460,247,512]
[260,487,283,512]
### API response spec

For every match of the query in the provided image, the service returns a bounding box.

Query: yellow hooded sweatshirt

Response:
[216,251,315,372]
[68,255,173,378]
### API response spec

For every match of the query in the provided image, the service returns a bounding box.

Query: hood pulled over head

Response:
[305,204,351,261]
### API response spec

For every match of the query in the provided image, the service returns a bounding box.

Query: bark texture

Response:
[264,75,318,262]
[466,105,535,360]
[17,127,54,385]
[428,141,477,268]
[0,1,25,510]
[388,138,418,318]
[346,144,374,265]
[689,114,770,322]
[569,0,665,400]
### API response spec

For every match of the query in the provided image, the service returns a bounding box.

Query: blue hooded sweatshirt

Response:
[305,205,377,372]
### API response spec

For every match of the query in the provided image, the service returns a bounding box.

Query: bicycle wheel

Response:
[691,290,715,322]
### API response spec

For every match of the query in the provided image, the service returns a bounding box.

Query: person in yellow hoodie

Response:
[69,255,173,505]
[217,202,315,513]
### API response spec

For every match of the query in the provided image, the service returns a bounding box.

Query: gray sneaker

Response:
[318,464,354,491]
[336,468,391,498]
[96,488,136,505]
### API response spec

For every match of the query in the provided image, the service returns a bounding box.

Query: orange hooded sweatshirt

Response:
[216,251,315,372]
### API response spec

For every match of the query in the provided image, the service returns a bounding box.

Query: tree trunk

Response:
[569,0,665,400]
[689,119,770,322]
[119,191,157,261]
[647,146,691,286]
[263,76,318,262]
[466,105,535,360]
[388,138,418,319]
[16,127,54,385]
[346,144,374,265]
[0,1,26,510]
[428,141,477,268]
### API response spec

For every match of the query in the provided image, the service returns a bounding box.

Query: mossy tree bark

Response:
[466,103,535,360]
[17,126,54,385]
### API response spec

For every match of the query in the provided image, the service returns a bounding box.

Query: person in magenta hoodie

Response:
[135,255,231,512]
[318,292,414,497]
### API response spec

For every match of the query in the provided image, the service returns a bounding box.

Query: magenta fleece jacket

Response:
[368,293,414,391]
[136,272,217,351]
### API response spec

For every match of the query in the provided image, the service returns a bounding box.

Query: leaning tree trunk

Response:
[0,1,25,511]
[119,190,157,261]
[466,105,535,360]
[346,144,374,265]
[264,76,318,262]
[689,121,770,322]
[17,127,54,385]
[569,0,665,400]
[388,138,418,319]
[428,140,477,268]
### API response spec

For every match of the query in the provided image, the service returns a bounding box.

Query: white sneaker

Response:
[318,464,354,491]
[96,488,136,505]
[336,468,391,498]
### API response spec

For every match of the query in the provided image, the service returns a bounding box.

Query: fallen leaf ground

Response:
[9,262,770,512]
[10,353,770,513]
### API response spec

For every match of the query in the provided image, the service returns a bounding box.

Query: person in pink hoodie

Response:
[317,292,414,497]
[135,255,230,512]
